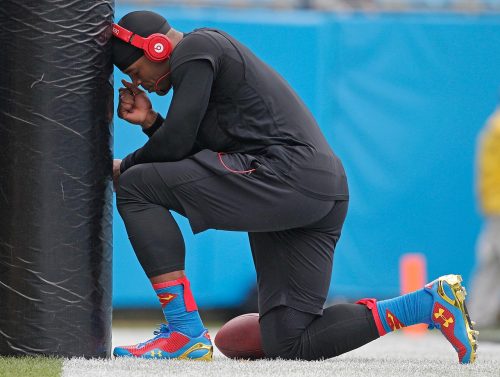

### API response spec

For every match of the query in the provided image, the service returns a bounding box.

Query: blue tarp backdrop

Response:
[112,7,500,308]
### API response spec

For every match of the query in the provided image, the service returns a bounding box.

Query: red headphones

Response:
[112,23,173,62]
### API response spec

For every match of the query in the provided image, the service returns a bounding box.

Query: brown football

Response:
[214,313,266,359]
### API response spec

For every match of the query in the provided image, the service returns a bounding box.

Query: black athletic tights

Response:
[260,304,379,360]
[116,162,380,360]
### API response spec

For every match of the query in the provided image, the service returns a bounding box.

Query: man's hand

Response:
[113,159,122,192]
[118,80,157,129]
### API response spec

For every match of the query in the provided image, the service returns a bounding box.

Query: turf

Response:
[61,327,500,377]
[0,356,62,377]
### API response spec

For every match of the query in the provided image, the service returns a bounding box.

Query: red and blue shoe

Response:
[425,274,478,363]
[113,324,213,360]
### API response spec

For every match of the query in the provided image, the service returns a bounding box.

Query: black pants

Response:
[116,150,379,359]
[260,305,379,360]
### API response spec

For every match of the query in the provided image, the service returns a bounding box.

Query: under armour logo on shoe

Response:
[150,350,162,358]
[434,307,454,328]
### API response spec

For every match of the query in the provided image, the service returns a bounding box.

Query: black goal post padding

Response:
[0,1,114,358]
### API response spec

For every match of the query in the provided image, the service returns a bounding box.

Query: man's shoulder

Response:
[170,28,222,68]
[170,28,227,72]
[175,28,227,53]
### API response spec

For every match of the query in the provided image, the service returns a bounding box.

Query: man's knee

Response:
[259,306,315,359]
[116,163,183,216]
[261,332,295,359]
[116,164,153,209]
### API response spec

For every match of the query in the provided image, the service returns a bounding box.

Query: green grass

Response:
[0,356,61,377]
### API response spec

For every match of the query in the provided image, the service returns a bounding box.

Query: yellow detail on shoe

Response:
[436,274,460,306]
[434,308,454,328]
[178,342,213,361]
[149,350,163,358]
[436,274,478,363]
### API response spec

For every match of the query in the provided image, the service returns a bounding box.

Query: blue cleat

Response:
[113,324,213,360]
[425,274,478,363]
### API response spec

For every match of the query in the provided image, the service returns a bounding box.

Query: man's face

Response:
[123,56,171,95]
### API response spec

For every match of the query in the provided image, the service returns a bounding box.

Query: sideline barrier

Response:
[0,0,113,357]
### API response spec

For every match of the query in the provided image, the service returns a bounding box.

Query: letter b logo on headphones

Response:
[112,24,173,62]
[154,43,164,53]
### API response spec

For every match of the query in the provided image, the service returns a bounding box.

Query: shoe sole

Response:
[113,342,213,360]
[437,274,478,363]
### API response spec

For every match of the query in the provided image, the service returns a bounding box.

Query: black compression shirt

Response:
[121,28,348,200]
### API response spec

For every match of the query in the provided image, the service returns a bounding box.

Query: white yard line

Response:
[62,328,500,377]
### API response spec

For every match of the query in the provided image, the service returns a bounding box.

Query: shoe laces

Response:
[136,323,171,349]
[153,323,171,336]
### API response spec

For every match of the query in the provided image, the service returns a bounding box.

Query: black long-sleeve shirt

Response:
[121,28,348,201]
[121,60,213,168]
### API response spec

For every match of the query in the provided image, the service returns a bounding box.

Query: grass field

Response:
[0,356,61,377]
[2,326,499,377]
[63,326,500,377]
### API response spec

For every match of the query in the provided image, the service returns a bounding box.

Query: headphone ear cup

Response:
[143,34,173,62]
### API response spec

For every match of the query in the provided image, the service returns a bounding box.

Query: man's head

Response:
[112,10,171,70]
[112,11,182,95]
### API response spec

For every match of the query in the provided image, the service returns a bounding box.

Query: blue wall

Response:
[112,7,500,307]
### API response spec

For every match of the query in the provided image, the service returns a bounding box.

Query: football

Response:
[214,313,266,359]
